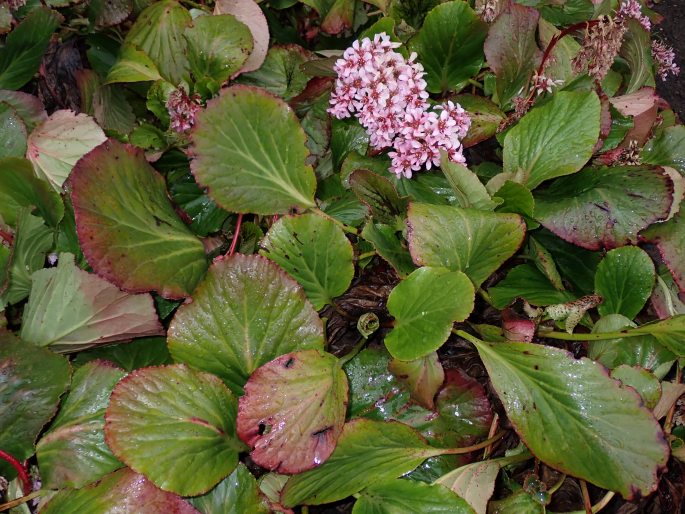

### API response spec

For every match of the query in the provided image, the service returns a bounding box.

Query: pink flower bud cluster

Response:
[328,33,471,179]
[652,40,680,81]
[616,0,651,31]
[166,88,202,133]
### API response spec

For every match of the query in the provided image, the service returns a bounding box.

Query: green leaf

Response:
[41,468,200,514]
[488,264,576,309]
[487,489,544,514]
[36,361,125,488]
[409,1,487,94]
[482,3,541,108]
[89,0,133,27]
[124,0,192,84]
[27,110,107,191]
[68,139,208,299]
[642,125,685,175]
[20,253,164,352]
[353,479,476,514]
[213,0,269,73]
[191,85,316,214]
[611,365,661,410]
[361,222,416,278]
[0,102,27,158]
[237,45,313,101]
[185,14,253,88]
[105,364,243,496]
[281,419,444,507]
[619,20,655,94]
[168,254,324,395]
[104,45,163,84]
[0,90,47,131]
[441,157,499,211]
[189,463,270,514]
[350,169,408,225]
[0,157,63,227]
[628,315,685,356]
[388,352,444,410]
[237,350,348,473]
[0,333,70,479]
[472,339,669,498]
[73,337,172,371]
[332,117,370,173]
[452,94,505,148]
[492,181,534,219]
[642,208,685,293]
[260,213,354,310]
[535,166,673,250]
[385,267,474,360]
[407,202,526,287]
[76,69,135,135]
[595,246,655,319]
[502,91,600,189]
[0,7,62,90]
[537,19,580,85]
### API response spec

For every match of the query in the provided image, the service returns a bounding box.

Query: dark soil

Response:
[653,0,685,120]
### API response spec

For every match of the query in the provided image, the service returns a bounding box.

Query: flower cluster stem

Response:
[0,449,31,495]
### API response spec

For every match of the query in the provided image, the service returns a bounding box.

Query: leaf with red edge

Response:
[642,208,685,293]
[41,468,200,514]
[68,138,208,299]
[214,0,269,74]
[435,369,493,442]
[535,166,674,250]
[389,352,444,410]
[237,350,348,474]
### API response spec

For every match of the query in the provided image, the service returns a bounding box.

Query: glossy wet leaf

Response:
[238,45,313,100]
[611,365,661,410]
[409,1,487,94]
[595,246,655,319]
[473,339,669,498]
[168,254,324,395]
[435,369,493,441]
[642,208,685,293]
[37,361,125,488]
[502,92,600,189]
[27,110,106,191]
[536,166,673,250]
[20,254,163,352]
[0,333,70,479]
[642,125,685,174]
[389,352,444,410]
[105,364,243,496]
[189,463,269,514]
[488,264,575,309]
[353,479,475,514]
[260,213,354,310]
[385,267,474,361]
[0,102,27,159]
[488,489,544,514]
[237,350,348,473]
[361,222,416,278]
[41,468,200,514]
[0,90,47,131]
[73,337,172,371]
[407,202,526,287]
[281,419,444,507]
[68,139,207,299]
[191,85,316,214]
[441,158,498,211]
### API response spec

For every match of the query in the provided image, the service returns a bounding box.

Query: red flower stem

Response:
[0,450,31,495]
[228,213,243,256]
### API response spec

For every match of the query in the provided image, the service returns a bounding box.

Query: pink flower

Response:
[652,40,680,80]
[617,0,651,31]
[166,89,202,133]
[329,33,470,178]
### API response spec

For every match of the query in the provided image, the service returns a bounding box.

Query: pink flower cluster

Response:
[328,33,470,178]
[617,0,651,31]
[652,40,680,80]
[166,89,202,133]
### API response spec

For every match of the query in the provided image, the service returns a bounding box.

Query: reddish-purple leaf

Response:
[237,350,348,474]
[436,369,493,441]
[389,352,445,410]
[642,209,685,293]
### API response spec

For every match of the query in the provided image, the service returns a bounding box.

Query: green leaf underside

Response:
[281,419,444,507]
[105,364,242,496]
[191,85,316,214]
[595,246,655,319]
[503,91,601,189]
[237,350,348,474]
[353,479,476,514]
[20,253,164,352]
[41,468,200,514]
[260,213,354,310]
[407,203,526,287]
[535,166,673,251]
[168,253,324,395]
[385,267,475,361]
[68,139,207,299]
[37,361,126,488]
[0,333,70,479]
[189,463,270,514]
[473,340,668,498]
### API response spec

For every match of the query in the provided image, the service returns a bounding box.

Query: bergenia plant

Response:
[0,0,685,513]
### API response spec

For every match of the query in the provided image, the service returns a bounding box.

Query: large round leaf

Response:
[385,267,474,361]
[353,479,475,514]
[168,254,324,395]
[68,139,208,299]
[502,91,600,189]
[41,468,200,514]
[535,166,673,250]
[105,364,243,496]
[472,339,669,498]
[408,1,487,94]
[595,246,655,319]
[237,350,348,474]
[407,202,526,287]
[37,361,126,488]
[260,213,354,310]
[191,85,316,214]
